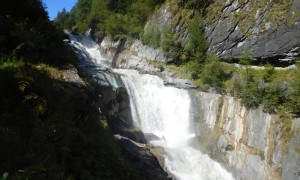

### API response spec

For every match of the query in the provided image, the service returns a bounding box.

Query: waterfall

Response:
[67,34,234,180]
[116,69,234,180]
[67,32,112,69]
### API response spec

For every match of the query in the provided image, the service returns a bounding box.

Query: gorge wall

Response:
[98,36,300,180]
[190,91,300,180]
[144,0,300,64]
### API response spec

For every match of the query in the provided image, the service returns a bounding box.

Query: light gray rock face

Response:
[163,77,196,89]
[217,135,228,152]
[130,40,169,62]
[99,37,120,59]
[282,150,300,180]
[281,118,300,180]
[189,91,300,180]
[145,3,173,32]
[246,109,271,151]
[145,2,192,46]
[206,1,300,62]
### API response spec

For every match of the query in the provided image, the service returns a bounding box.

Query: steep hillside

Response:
[0,0,142,179]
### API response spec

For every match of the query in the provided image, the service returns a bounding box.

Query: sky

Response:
[42,0,77,20]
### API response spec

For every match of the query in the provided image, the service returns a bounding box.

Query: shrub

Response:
[161,26,184,64]
[240,50,252,66]
[186,14,208,62]
[290,61,300,115]
[200,53,228,92]
[142,27,161,48]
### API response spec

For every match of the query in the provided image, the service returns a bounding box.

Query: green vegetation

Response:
[290,62,300,113]
[160,26,185,64]
[179,0,212,13]
[151,51,300,115]
[0,0,140,179]
[141,27,161,48]
[186,15,208,62]
[0,1,72,65]
[142,13,208,65]
[0,61,139,179]
[54,0,165,40]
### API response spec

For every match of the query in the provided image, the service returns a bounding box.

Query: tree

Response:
[186,14,208,62]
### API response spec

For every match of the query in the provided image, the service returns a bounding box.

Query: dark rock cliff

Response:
[146,0,300,64]
[205,0,300,64]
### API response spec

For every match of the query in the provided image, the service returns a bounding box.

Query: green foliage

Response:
[186,14,208,62]
[142,28,161,48]
[200,54,229,92]
[0,60,139,179]
[0,1,141,178]
[0,172,8,180]
[261,85,284,113]
[290,62,300,115]
[239,50,252,66]
[226,64,295,113]
[160,26,184,64]
[179,0,212,14]
[0,0,72,65]
[240,76,262,108]
[55,0,165,39]
[186,60,204,79]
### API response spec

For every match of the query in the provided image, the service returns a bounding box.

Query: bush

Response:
[0,61,140,179]
[239,50,252,66]
[55,0,165,39]
[199,53,228,92]
[240,81,262,108]
[185,14,208,62]
[160,26,184,64]
[290,61,300,115]
[142,28,161,48]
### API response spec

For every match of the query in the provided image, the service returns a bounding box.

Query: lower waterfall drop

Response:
[116,69,234,180]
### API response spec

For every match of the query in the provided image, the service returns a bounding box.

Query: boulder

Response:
[217,135,228,152]
[114,135,170,180]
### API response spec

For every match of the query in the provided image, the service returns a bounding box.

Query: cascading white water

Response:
[68,35,234,180]
[67,32,112,68]
[116,69,234,180]
[115,70,192,146]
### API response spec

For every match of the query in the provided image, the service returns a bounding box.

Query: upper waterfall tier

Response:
[66,32,112,68]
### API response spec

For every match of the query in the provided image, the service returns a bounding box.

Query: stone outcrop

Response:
[114,135,169,180]
[144,0,300,63]
[205,0,300,63]
[99,37,197,89]
[190,91,300,180]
